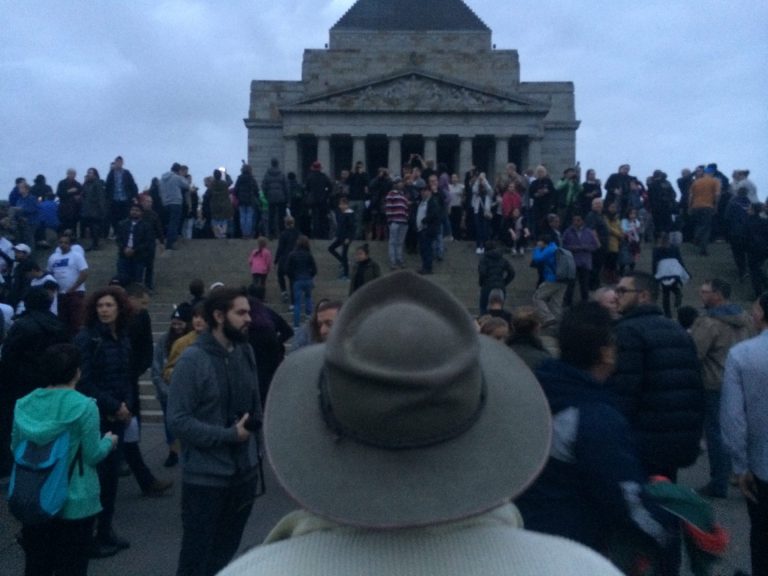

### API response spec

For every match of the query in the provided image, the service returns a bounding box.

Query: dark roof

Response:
[332,0,490,32]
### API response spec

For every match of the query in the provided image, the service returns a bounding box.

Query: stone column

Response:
[458,137,473,177]
[423,137,438,164]
[494,136,509,179]
[352,136,366,167]
[526,136,543,170]
[283,136,299,177]
[388,136,402,176]
[317,136,331,174]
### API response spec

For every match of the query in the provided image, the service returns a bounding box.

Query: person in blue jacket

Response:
[531,234,566,327]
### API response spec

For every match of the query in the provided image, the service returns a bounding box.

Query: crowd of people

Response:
[0,154,766,576]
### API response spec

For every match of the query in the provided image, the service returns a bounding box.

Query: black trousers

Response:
[97,419,124,537]
[747,474,768,576]
[177,479,256,576]
[21,515,96,576]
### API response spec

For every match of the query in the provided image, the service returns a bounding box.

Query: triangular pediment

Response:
[280,71,549,115]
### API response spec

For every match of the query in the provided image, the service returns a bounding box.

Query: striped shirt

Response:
[721,329,768,479]
[385,190,410,224]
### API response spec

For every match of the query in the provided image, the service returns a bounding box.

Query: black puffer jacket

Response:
[478,249,515,289]
[608,304,703,474]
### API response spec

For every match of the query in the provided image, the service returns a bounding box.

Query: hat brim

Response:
[265,338,551,529]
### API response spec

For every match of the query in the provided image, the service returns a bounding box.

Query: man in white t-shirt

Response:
[47,233,88,336]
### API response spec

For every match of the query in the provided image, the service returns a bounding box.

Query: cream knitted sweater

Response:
[218,503,622,575]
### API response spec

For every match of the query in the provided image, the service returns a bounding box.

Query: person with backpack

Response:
[531,233,567,328]
[11,343,117,576]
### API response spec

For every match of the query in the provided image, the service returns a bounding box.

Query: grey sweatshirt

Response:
[168,331,262,486]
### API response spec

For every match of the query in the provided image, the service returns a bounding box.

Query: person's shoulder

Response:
[217,522,622,576]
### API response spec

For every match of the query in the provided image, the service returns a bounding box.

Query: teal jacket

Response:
[12,388,113,519]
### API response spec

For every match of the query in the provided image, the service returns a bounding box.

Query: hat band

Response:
[318,371,487,450]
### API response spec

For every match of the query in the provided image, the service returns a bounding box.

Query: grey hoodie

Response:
[159,171,190,207]
[168,332,262,486]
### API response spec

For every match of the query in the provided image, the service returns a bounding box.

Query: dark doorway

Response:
[366,135,389,174]
[509,137,525,172]
[437,135,458,175]
[331,135,352,179]
[401,135,424,170]
[299,135,318,180]
[472,136,494,175]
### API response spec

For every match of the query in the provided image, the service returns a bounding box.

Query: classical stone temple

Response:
[245,0,579,180]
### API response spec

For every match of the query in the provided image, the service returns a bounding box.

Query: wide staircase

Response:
[79,233,743,423]
[81,236,493,423]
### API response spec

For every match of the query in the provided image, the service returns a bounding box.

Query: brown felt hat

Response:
[265,270,551,528]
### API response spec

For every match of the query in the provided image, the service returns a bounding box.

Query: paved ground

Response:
[0,423,753,576]
[0,235,757,575]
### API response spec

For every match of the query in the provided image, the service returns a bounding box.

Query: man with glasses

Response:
[610,271,703,575]
[611,271,703,480]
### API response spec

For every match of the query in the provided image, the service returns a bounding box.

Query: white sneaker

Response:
[511,248,518,255]
[519,247,525,255]
[475,247,482,255]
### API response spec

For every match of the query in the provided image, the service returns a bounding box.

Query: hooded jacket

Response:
[12,388,113,519]
[159,171,189,207]
[690,304,754,391]
[517,359,670,551]
[167,331,262,487]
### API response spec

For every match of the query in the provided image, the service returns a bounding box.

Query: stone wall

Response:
[519,82,577,123]
[302,32,520,95]
[248,80,304,122]
[247,125,284,175]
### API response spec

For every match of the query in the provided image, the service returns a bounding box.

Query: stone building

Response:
[245,0,579,181]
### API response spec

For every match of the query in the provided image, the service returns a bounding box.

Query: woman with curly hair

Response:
[74,285,134,558]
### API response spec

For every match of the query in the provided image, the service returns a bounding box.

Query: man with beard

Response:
[168,287,263,576]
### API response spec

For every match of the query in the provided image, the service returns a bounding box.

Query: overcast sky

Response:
[2,0,766,199]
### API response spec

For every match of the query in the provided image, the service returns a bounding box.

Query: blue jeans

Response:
[704,389,731,494]
[165,203,183,249]
[177,479,256,576]
[239,206,254,238]
[292,277,314,327]
[388,222,407,267]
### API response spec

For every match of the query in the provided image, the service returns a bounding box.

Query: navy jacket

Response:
[75,323,134,417]
[517,359,671,551]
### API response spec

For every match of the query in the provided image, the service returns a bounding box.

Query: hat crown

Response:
[323,272,482,448]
